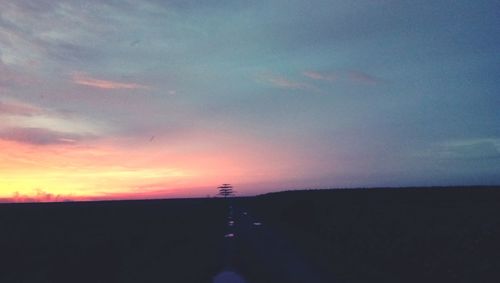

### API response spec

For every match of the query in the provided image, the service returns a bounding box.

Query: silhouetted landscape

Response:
[2,186,500,283]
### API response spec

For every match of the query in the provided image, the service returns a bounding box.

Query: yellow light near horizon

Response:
[0,166,193,199]
[0,140,198,201]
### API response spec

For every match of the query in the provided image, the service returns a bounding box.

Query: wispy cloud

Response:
[0,127,94,145]
[0,100,42,116]
[72,72,149,90]
[303,71,337,82]
[302,69,384,86]
[0,59,36,88]
[347,70,384,85]
[260,74,313,90]
[0,98,108,145]
[438,139,500,160]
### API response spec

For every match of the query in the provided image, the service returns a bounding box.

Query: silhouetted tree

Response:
[217,184,234,198]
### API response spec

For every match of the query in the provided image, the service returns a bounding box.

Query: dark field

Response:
[1,186,499,283]
[0,199,227,283]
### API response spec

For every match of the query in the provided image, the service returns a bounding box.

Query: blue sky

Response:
[1,0,499,200]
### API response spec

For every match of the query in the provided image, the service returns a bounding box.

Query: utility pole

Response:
[217,184,234,198]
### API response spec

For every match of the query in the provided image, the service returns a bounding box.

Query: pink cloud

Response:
[72,72,149,90]
[0,101,42,116]
[261,74,313,90]
[303,71,337,82]
[0,127,94,145]
[348,70,384,85]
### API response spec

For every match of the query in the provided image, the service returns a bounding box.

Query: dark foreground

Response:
[1,186,499,283]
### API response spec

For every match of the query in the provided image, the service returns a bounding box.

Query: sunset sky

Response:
[1,0,499,202]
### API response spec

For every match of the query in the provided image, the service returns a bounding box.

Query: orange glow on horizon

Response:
[0,136,299,203]
[0,140,194,202]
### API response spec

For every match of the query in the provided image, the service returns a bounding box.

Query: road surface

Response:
[213,203,335,283]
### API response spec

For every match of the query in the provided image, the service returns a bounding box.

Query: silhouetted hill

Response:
[243,186,500,282]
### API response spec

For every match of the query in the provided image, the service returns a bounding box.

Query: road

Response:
[213,202,335,283]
